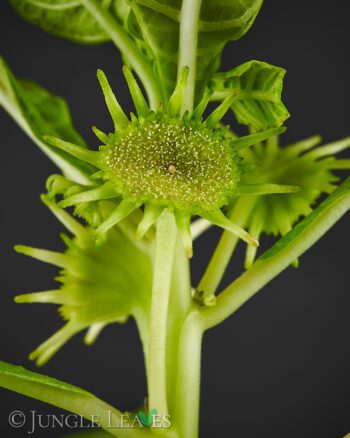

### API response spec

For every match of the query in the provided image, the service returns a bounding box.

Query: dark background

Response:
[0,0,349,437]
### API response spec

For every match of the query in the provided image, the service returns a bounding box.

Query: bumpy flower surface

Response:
[101,117,241,212]
[15,197,152,366]
[44,66,295,256]
[239,134,350,267]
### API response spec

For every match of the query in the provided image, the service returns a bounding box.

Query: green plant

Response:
[1,1,349,437]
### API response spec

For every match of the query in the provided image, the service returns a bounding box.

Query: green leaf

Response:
[0,360,92,399]
[9,0,107,44]
[128,0,263,99]
[0,56,93,182]
[9,0,132,44]
[8,1,162,108]
[210,60,290,130]
[0,361,151,437]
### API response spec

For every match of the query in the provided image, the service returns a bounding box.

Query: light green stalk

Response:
[201,178,350,329]
[178,0,203,113]
[148,210,177,416]
[197,196,257,300]
[173,312,204,438]
[79,0,162,109]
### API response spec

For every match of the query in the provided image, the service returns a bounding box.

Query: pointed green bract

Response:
[175,212,193,258]
[41,194,88,240]
[202,210,258,247]
[123,65,151,117]
[97,199,140,236]
[304,137,350,159]
[135,204,163,240]
[16,290,65,305]
[192,88,213,119]
[85,322,109,346]
[237,183,300,196]
[44,135,101,165]
[168,66,189,116]
[97,69,129,130]
[59,182,118,208]
[205,93,237,127]
[232,126,286,151]
[15,245,69,268]
[92,125,109,143]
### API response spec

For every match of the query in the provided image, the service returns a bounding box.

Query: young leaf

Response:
[128,0,263,99]
[9,0,119,44]
[0,56,93,183]
[9,0,134,45]
[0,361,151,437]
[210,60,290,130]
[8,1,162,108]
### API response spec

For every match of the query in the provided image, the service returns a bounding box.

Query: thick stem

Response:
[166,236,192,414]
[79,0,162,109]
[148,210,177,415]
[173,312,204,438]
[178,0,202,113]
[197,197,257,299]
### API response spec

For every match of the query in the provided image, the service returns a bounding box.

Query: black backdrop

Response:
[0,1,349,437]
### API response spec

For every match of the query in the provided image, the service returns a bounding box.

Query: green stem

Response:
[148,210,177,415]
[201,178,350,329]
[79,0,162,109]
[173,312,203,438]
[166,235,192,414]
[197,197,257,300]
[178,0,202,113]
[133,307,151,381]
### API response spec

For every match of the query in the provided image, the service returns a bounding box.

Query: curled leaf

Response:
[128,0,264,99]
[210,60,290,130]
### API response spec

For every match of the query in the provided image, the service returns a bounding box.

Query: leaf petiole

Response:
[79,0,162,109]
[201,177,350,329]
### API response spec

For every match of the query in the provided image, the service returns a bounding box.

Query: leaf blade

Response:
[0,56,92,182]
[9,0,110,44]
[0,361,152,437]
[128,0,264,100]
[210,60,290,130]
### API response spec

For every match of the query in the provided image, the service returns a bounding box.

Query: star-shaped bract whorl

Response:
[240,134,350,267]
[15,196,152,366]
[44,66,298,257]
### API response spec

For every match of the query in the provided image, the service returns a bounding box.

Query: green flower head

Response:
[43,67,297,257]
[15,196,152,366]
[240,134,350,267]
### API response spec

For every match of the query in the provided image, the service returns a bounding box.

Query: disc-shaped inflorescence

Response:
[44,66,297,257]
